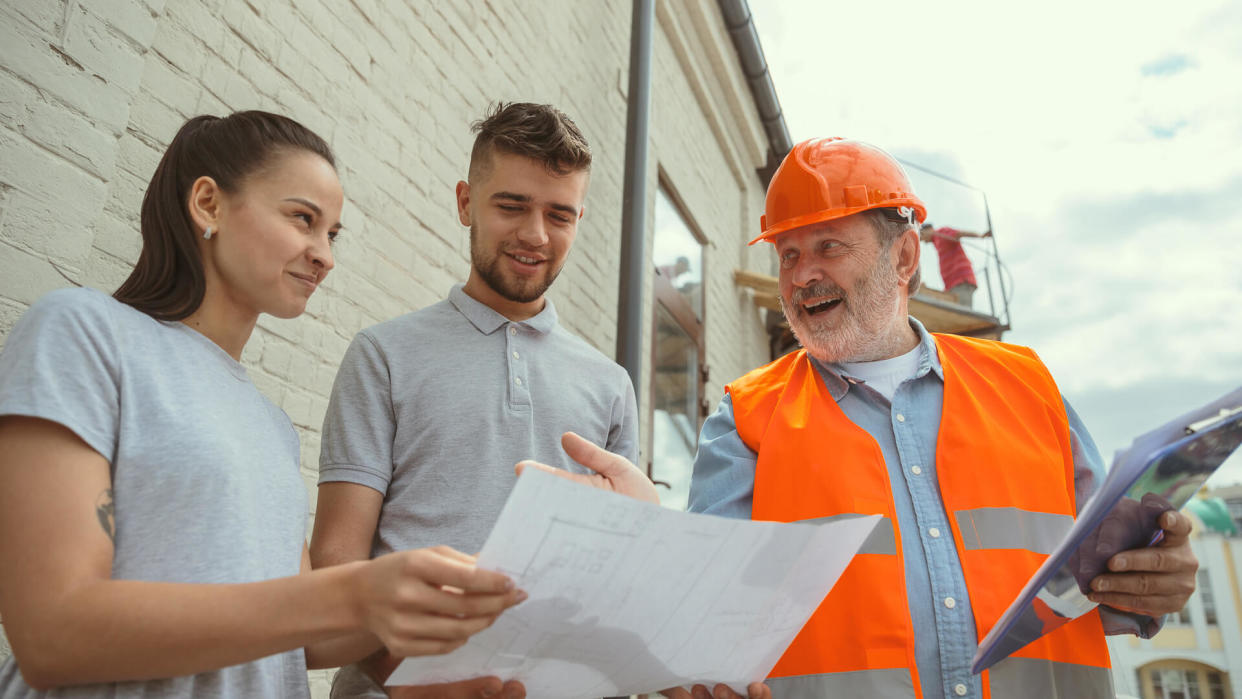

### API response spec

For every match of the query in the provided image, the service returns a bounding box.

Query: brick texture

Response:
[0,0,777,692]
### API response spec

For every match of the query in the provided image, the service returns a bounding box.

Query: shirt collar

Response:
[448,283,559,336]
[806,316,944,402]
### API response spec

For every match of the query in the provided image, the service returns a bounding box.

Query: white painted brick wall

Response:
[0,0,776,693]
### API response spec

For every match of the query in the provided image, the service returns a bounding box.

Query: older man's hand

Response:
[1087,509,1199,617]
[661,682,772,699]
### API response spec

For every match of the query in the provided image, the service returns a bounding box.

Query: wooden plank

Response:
[734,269,778,295]
[918,286,957,304]
[752,292,783,311]
[909,297,1001,335]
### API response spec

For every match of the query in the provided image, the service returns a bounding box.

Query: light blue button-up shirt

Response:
[688,319,1152,698]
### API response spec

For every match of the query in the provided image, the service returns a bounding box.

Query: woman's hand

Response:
[353,546,525,657]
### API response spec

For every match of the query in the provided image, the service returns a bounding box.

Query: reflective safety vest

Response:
[726,334,1112,699]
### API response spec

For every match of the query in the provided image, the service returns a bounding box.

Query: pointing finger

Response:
[560,431,632,479]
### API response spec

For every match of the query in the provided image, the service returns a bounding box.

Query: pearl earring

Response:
[203,226,213,240]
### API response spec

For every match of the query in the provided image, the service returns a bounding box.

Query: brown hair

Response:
[113,111,335,320]
[468,102,591,182]
[865,208,921,296]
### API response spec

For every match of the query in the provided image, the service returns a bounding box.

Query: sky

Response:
[750,0,1242,483]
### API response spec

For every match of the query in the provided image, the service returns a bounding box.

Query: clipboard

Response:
[972,386,1242,674]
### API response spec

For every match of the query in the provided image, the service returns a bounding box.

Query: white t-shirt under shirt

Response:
[0,288,309,698]
[838,342,924,403]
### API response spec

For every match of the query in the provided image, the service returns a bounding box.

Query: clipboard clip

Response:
[1185,405,1242,435]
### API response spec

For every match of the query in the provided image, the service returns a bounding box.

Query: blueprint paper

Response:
[973,385,1242,674]
[388,467,878,697]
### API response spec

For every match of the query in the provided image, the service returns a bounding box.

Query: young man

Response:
[310,103,638,699]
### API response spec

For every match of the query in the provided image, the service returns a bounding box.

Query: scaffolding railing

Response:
[899,157,1014,334]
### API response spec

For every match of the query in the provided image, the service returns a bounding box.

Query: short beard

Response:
[782,251,903,363]
[470,224,561,304]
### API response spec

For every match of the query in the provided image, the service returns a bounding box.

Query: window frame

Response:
[647,178,708,504]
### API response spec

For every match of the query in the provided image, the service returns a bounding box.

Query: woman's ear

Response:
[187,176,223,235]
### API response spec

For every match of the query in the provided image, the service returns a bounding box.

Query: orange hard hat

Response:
[751,137,928,245]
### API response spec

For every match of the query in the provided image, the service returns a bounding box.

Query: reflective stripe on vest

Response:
[989,657,1114,698]
[954,507,1073,554]
[767,667,916,698]
[765,657,1114,699]
[727,334,1111,697]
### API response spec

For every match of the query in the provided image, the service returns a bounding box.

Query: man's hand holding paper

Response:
[660,681,772,699]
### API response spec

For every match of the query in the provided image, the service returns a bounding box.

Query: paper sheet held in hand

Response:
[388,467,878,697]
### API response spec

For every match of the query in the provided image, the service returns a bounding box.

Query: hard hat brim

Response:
[749,200,928,246]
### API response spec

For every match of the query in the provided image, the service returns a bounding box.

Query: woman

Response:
[0,111,523,697]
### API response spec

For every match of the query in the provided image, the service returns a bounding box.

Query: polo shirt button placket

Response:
[507,324,529,406]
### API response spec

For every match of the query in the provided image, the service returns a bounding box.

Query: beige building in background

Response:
[0,0,785,693]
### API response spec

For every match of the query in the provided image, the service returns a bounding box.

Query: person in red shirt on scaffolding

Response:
[920,223,991,307]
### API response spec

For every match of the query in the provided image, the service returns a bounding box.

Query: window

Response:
[1154,669,1204,699]
[1189,671,1202,699]
[1208,672,1225,699]
[649,184,705,511]
[1199,570,1218,625]
[1227,497,1242,531]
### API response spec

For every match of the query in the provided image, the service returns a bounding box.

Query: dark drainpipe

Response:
[718,0,793,185]
[615,0,655,392]
[615,0,793,384]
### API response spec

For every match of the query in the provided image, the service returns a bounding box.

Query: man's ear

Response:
[455,180,472,226]
[187,176,223,234]
[894,227,921,287]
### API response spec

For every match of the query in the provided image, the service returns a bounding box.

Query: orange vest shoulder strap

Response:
[933,333,1061,401]
[726,349,809,452]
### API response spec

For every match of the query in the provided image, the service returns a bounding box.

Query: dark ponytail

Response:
[113,111,335,320]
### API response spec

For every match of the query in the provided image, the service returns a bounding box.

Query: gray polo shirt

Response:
[319,284,638,556]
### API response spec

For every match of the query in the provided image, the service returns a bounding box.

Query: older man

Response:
[542,138,1198,699]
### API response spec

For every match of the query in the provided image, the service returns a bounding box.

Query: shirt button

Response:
[929,527,941,538]
[512,351,520,359]
[514,377,522,386]
[896,413,906,423]
[944,597,956,609]
[910,466,922,476]
[509,327,517,336]
[954,684,967,696]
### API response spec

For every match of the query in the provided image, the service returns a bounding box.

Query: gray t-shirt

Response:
[0,288,309,698]
[319,283,639,557]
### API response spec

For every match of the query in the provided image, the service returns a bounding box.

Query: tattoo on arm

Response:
[95,488,116,544]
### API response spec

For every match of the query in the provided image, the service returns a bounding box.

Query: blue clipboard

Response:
[972,386,1242,674]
